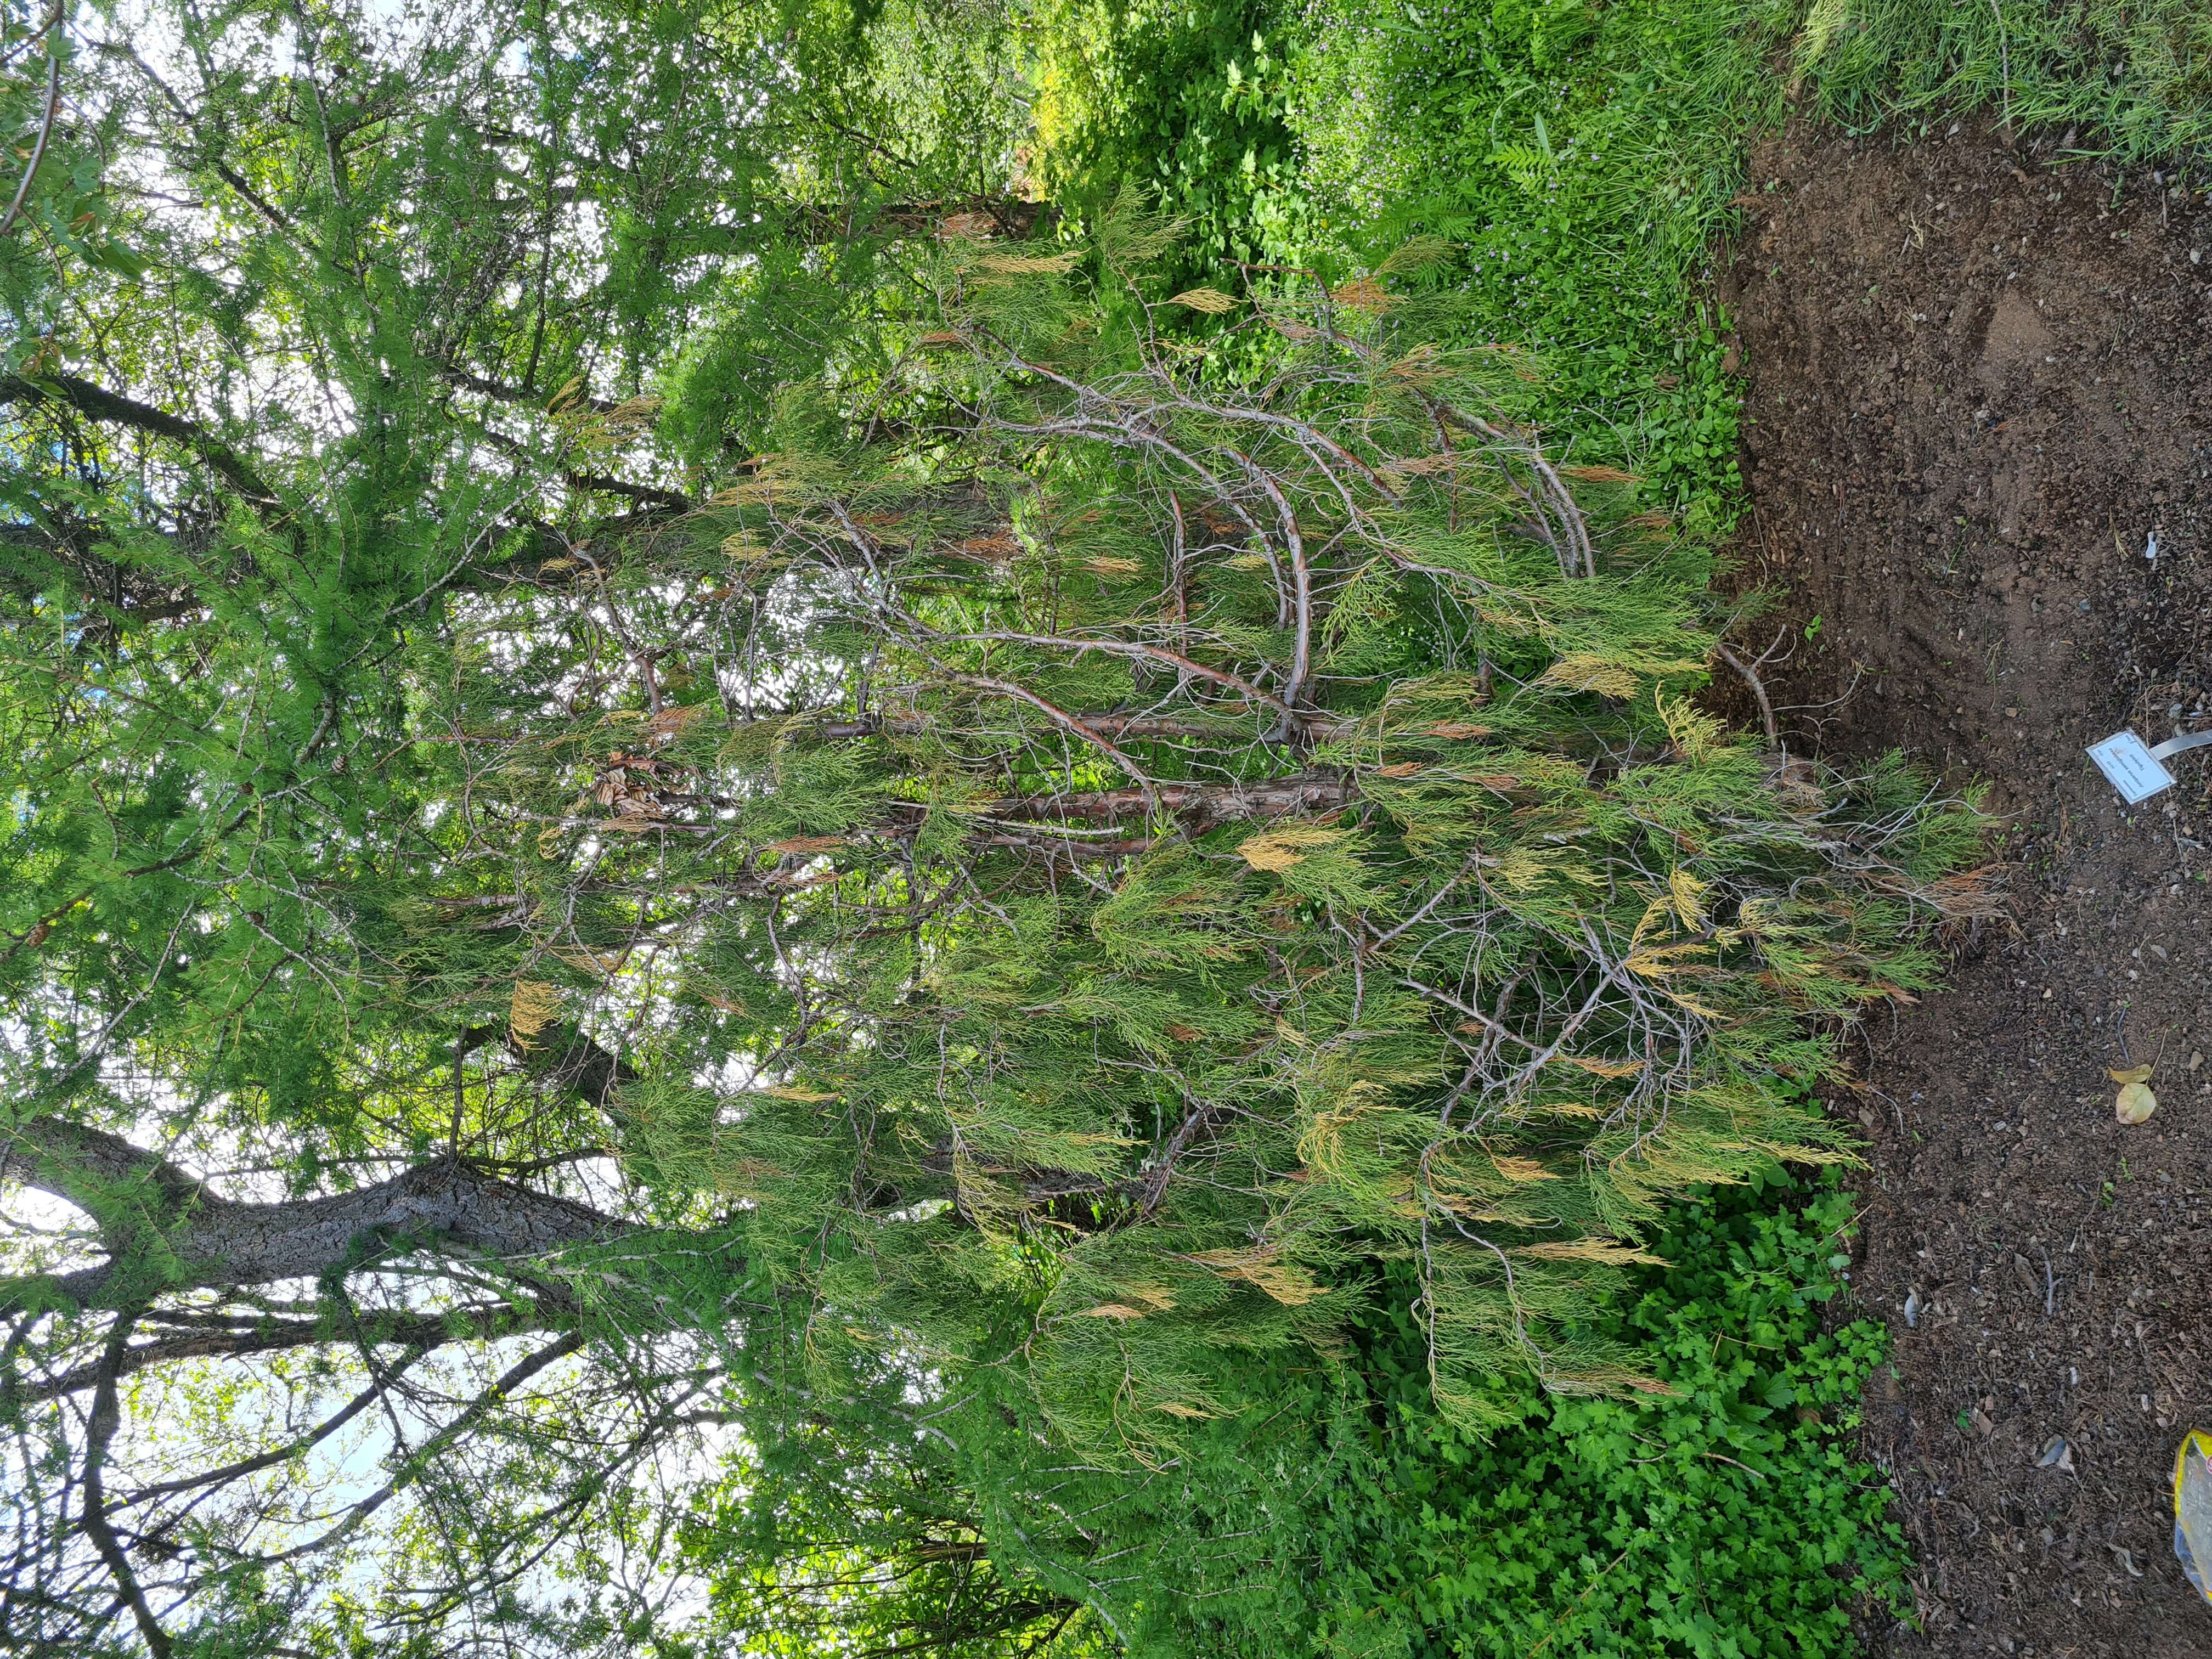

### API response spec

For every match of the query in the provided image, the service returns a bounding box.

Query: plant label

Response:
[2087,730,2176,804]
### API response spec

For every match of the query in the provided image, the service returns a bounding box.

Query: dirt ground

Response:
[1717,121,2212,1656]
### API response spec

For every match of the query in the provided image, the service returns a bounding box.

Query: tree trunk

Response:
[0,1119,631,1313]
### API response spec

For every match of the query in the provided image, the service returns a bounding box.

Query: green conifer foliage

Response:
[444,210,1986,1440]
[0,1,1989,1633]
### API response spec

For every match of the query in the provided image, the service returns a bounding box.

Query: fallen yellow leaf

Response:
[2116,1081,2158,1125]
[2108,1064,2155,1085]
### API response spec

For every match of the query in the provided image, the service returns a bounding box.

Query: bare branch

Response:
[0,373,280,507]
[13,1304,546,1406]
[250,1329,589,1566]
[82,1313,175,1659]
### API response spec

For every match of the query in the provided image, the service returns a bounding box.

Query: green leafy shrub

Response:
[1273,0,1795,530]
[1028,0,1314,280]
[1025,0,1787,526]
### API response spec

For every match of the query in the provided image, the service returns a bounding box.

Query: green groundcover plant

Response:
[1030,0,2212,528]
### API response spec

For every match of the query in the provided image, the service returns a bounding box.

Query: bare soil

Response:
[1717,121,2212,1657]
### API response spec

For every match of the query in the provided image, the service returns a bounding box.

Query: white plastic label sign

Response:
[2088,730,2176,804]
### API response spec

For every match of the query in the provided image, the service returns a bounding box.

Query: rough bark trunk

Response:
[0,1118,631,1313]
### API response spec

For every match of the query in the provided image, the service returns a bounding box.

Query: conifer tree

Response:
[475,210,1985,1440]
[0,2,1069,1648]
[0,3,1985,1647]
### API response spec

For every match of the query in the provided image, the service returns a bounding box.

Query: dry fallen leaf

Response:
[2115,1080,2158,1125]
[2108,1064,2154,1085]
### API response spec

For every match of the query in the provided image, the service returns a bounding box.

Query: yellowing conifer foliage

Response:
[442,210,1987,1440]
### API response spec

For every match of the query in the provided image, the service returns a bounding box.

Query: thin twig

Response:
[0,3,64,239]
[1715,642,1780,747]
